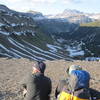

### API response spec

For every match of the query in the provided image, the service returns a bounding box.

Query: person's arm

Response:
[47,78,52,100]
[55,80,68,99]
[55,80,63,99]
[55,85,60,99]
[20,78,27,97]
[21,76,27,89]
[20,74,30,97]
[49,79,52,94]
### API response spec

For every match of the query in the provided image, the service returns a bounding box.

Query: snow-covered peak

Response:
[88,14,100,20]
[26,10,46,20]
[63,9,83,15]
[46,9,99,24]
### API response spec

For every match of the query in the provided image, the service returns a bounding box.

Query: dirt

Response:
[0,58,100,100]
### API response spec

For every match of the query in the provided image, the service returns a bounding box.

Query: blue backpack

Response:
[69,70,90,91]
[58,70,91,100]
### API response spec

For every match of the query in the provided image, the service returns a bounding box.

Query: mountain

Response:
[68,21,100,59]
[44,21,100,60]
[26,10,46,20]
[86,13,100,20]
[0,5,100,61]
[63,9,83,15]
[35,19,78,35]
[0,4,72,61]
[47,9,100,24]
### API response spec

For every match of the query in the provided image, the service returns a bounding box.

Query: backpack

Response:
[58,70,91,100]
[58,90,91,100]
[69,70,90,91]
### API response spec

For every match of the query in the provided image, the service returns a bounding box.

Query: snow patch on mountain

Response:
[66,46,84,57]
[0,31,10,35]
[57,38,66,43]
[47,44,62,52]
[85,57,100,61]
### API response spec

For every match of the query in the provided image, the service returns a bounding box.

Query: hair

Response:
[68,65,82,75]
[33,61,46,74]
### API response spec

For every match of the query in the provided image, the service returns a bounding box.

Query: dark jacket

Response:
[22,72,51,100]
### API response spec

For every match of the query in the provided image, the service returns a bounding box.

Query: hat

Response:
[68,65,82,75]
[33,61,46,73]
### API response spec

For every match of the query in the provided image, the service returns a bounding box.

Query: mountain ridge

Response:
[0,4,100,61]
[47,9,100,23]
[0,4,72,61]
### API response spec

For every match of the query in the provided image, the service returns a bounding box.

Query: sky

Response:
[0,0,100,15]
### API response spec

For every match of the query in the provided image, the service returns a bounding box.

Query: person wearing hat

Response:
[55,65,82,99]
[67,65,82,75]
[21,61,52,100]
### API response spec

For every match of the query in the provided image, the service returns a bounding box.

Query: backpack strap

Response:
[71,88,93,100]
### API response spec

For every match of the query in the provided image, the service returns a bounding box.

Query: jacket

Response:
[22,72,52,100]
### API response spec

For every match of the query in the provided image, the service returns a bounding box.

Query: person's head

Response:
[67,65,82,75]
[32,61,46,74]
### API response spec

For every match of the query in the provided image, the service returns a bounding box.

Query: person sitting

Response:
[55,65,100,100]
[55,65,82,99]
[21,61,52,100]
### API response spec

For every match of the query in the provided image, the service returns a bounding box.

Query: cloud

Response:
[1,0,81,4]
[31,0,57,3]
[1,0,57,4]
[1,0,21,3]
[0,0,82,13]
[61,0,81,4]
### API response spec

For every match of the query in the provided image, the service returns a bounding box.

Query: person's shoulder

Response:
[71,70,90,75]
[44,75,51,81]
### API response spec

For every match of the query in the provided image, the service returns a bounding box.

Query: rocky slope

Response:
[35,19,78,34]
[53,21,100,60]
[0,4,100,61]
[0,4,71,61]
[0,58,100,100]
[69,21,100,58]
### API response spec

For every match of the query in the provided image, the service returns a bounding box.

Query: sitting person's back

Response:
[21,61,51,100]
[55,65,82,98]
[55,65,92,100]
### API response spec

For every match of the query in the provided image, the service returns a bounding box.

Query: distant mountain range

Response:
[47,9,100,24]
[0,4,100,61]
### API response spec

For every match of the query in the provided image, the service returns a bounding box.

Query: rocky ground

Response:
[0,58,100,100]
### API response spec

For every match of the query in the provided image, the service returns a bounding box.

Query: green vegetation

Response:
[80,21,100,27]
